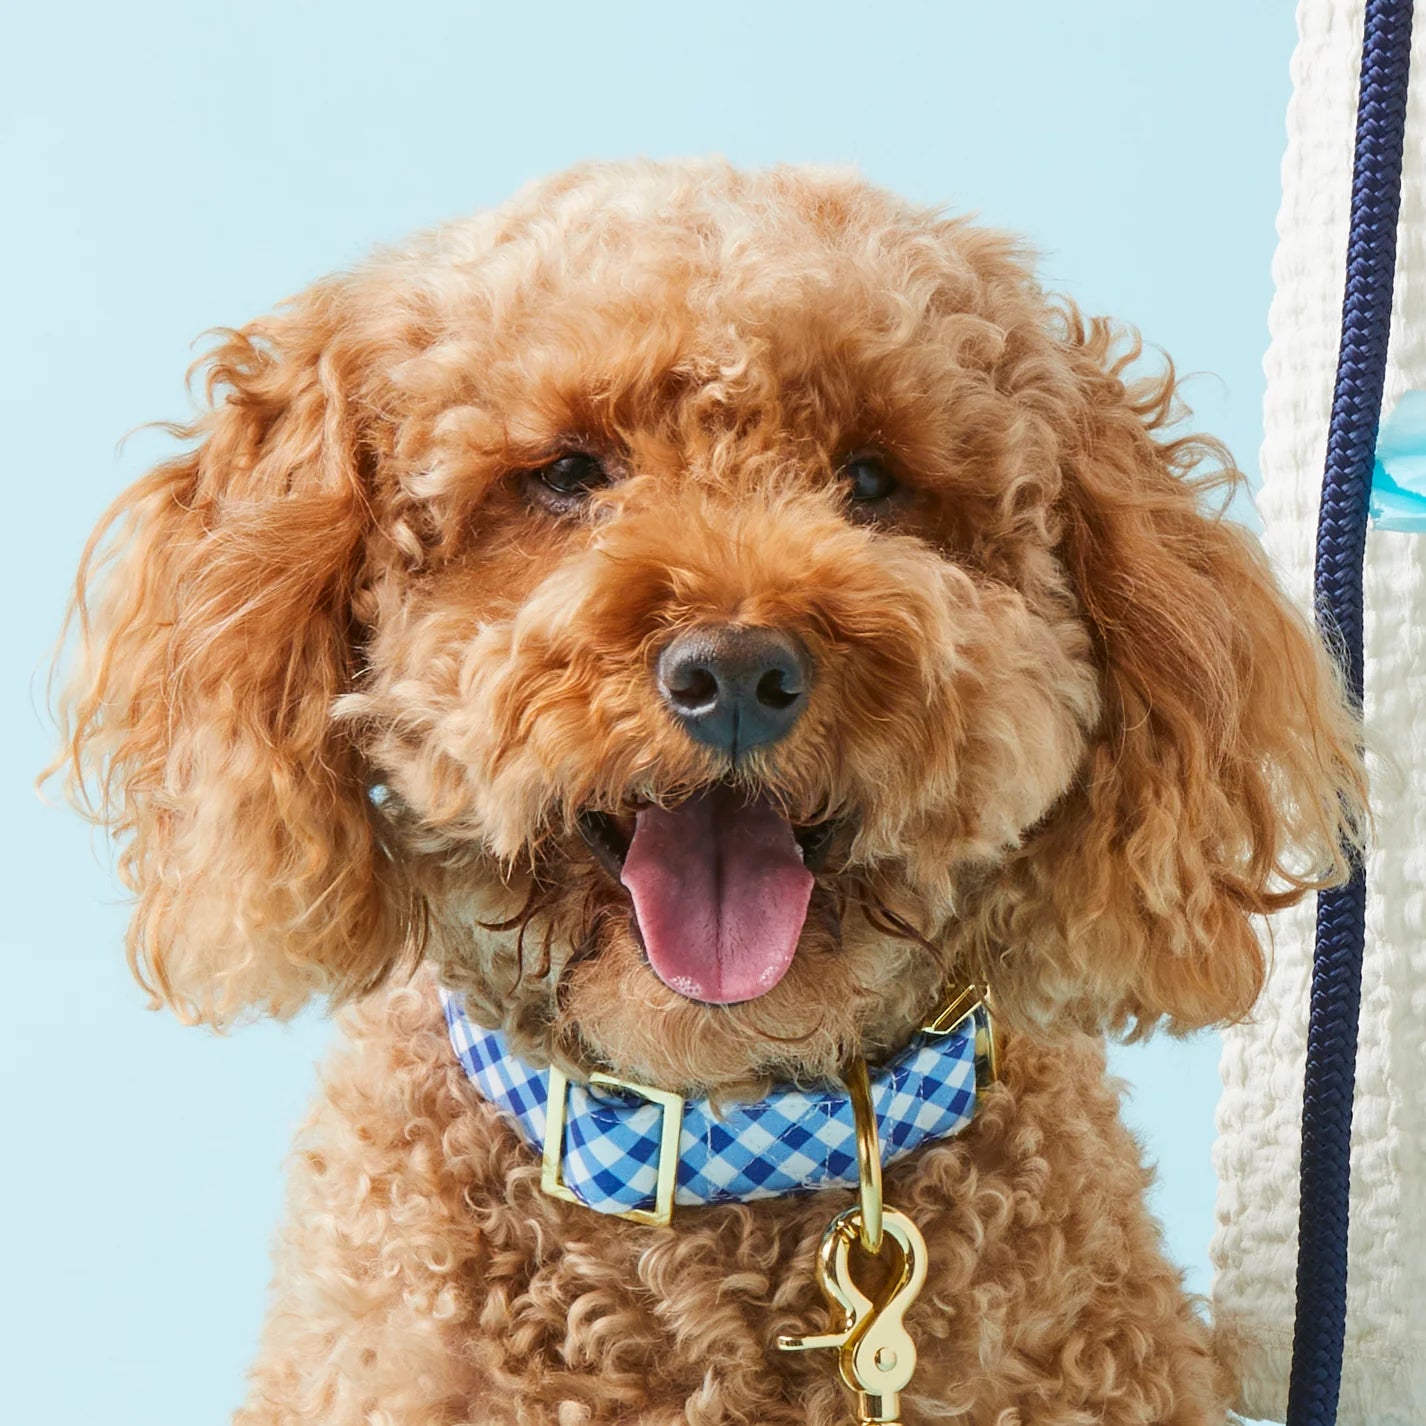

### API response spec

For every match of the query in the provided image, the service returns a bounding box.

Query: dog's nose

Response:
[656,624,810,755]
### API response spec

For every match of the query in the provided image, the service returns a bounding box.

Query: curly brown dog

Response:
[57,159,1364,1425]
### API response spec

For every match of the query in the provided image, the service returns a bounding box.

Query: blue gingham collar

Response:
[439,986,983,1220]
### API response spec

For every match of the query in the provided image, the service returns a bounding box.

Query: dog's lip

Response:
[575,807,638,883]
[574,799,843,881]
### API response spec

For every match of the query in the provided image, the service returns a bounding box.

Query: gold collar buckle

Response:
[540,1065,685,1227]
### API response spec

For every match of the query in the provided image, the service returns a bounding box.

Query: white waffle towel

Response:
[1211,3,1426,1422]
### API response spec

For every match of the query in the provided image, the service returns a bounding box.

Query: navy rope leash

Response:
[1289,4,1412,1424]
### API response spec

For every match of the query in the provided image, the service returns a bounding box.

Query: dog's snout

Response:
[656,624,810,755]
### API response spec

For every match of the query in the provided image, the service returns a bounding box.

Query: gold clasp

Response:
[778,1052,928,1424]
[777,1205,928,1424]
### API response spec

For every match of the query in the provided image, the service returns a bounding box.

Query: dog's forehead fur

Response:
[367,162,1056,544]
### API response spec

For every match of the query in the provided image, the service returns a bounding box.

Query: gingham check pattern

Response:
[440,987,979,1218]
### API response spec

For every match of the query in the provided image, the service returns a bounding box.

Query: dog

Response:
[56,159,1365,1424]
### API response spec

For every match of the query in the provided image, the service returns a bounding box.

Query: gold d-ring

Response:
[843,1055,883,1254]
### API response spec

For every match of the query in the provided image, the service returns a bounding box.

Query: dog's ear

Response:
[55,282,416,1026]
[973,309,1367,1037]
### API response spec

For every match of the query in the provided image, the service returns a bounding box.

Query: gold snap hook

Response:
[776,1204,928,1425]
[780,1055,931,1424]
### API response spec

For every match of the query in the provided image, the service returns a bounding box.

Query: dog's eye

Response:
[842,455,898,507]
[524,452,611,511]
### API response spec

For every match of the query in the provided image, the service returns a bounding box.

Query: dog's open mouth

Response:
[576,786,838,1006]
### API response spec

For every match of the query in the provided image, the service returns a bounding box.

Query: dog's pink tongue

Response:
[620,786,814,1005]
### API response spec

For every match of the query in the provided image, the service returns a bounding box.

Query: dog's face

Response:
[59,161,1362,1092]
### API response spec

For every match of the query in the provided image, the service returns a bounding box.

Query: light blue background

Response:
[3,3,1296,1421]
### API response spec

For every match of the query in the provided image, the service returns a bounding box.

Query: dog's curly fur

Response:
[56,159,1365,1424]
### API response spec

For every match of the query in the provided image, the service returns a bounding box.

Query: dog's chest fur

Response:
[234,975,1226,1425]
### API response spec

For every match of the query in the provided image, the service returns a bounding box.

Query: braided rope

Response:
[1288,4,1412,1423]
